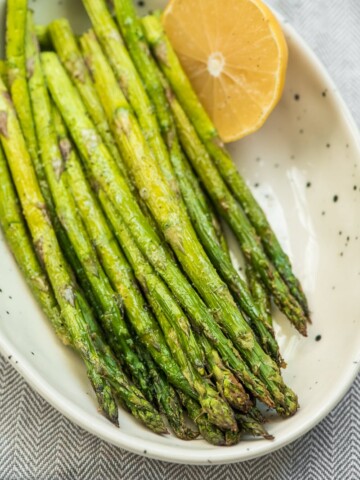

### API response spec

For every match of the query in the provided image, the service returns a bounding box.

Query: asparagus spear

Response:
[69,38,296,413]
[142,14,310,318]
[52,107,203,399]
[246,263,285,367]
[0,73,165,435]
[108,0,235,272]
[6,0,54,211]
[6,0,36,159]
[159,73,308,338]
[177,392,226,446]
[81,0,177,194]
[134,340,199,440]
[41,53,296,414]
[236,414,274,440]
[82,0,230,261]
[86,363,119,425]
[26,14,155,400]
[48,18,128,181]
[60,125,205,379]
[0,144,68,345]
[148,64,285,364]
[198,335,252,413]
[0,112,119,424]
[48,18,165,241]
[99,193,237,432]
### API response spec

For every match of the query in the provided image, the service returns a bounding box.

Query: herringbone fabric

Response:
[0,354,359,479]
[1,1,360,479]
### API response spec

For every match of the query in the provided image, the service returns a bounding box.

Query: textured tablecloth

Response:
[1,1,360,478]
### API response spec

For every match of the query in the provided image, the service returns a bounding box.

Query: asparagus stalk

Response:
[110,0,233,268]
[0,118,119,424]
[0,144,68,345]
[246,263,286,367]
[177,392,226,446]
[142,14,310,318]
[61,130,205,379]
[86,363,119,425]
[236,414,274,440]
[6,0,54,214]
[52,112,201,399]
[99,193,237,432]
[0,73,165,435]
[47,19,165,240]
[48,18,127,181]
[41,52,279,411]
[70,38,296,413]
[81,0,178,194]
[198,335,252,412]
[134,341,198,440]
[159,71,308,338]
[26,15,154,399]
[82,0,229,262]
[6,0,37,160]
[148,63,285,363]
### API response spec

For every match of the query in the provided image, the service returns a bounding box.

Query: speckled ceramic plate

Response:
[0,0,359,466]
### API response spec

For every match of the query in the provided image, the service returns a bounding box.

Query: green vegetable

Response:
[142,14,310,319]
[41,52,281,412]
[65,34,295,414]
[0,71,165,434]
[26,14,150,398]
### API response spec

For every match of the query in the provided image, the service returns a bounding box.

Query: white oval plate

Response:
[0,0,359,466]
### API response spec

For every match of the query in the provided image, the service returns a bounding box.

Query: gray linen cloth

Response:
[1,1,359,478]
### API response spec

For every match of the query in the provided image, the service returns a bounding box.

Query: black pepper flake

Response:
[0,288,2,292]
[339,231,342,235]
[254,183,260,188]
[340,252,344,257]
[143,450,147,454]
[326,143,331,148]
[8,296,12,300]
[321,211,326,216]
[294,93,300,101]
[306,182,311,188]
[322,90,327,97]
[333,195,339,203]
[299,129,304,134]
[6,311,9,315]
[354,186,357,191]
[8,355,12,360]
[315,335,322,342]
[138,0,145,6]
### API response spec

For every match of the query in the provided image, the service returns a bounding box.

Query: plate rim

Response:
[0,13,360,465]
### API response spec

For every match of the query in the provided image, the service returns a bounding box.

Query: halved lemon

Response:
[162,0,288,142]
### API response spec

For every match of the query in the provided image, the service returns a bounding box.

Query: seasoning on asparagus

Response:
[0,72,166,434]
[142,14,310,318]
[177,392,226,446]
[42,52,292,414]
[150,55,308,339]
[134,340,199,440]
[26,14,153,399]
[68,35,297,414]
